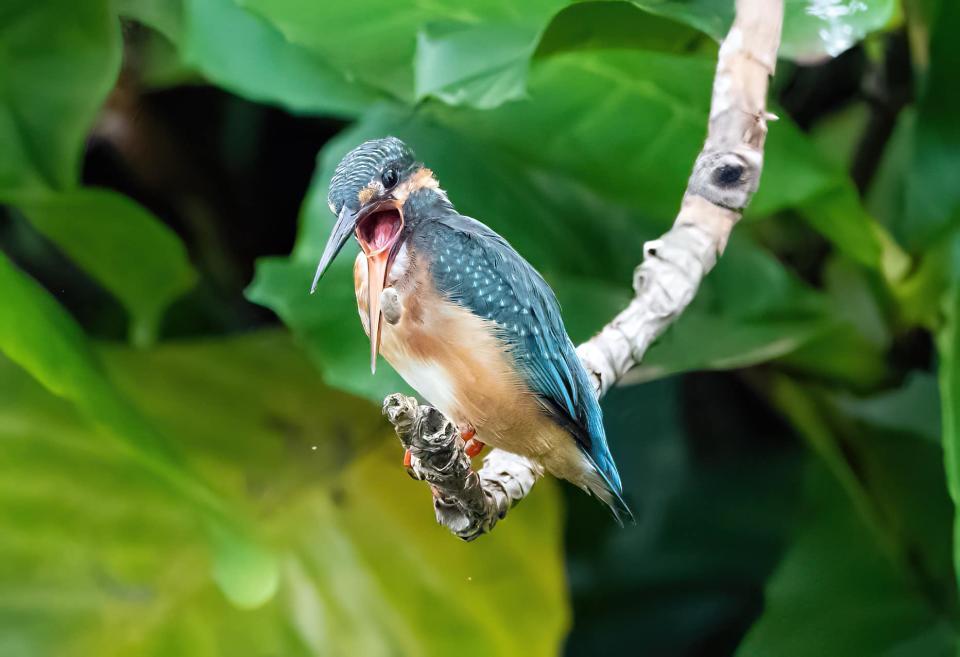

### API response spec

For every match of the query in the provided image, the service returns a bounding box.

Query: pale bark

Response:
[384,0,785,541]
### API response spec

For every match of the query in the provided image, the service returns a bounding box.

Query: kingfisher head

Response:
[311,137,441,371]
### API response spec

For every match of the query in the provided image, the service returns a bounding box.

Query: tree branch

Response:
[384,0,784,541]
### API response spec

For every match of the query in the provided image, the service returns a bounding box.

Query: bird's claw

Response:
[465,438,485,458]
[459,423,485,458]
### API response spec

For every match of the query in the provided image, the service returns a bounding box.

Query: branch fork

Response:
[382,0,784,539]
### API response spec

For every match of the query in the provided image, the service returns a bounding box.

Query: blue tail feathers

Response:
[582,399,633,525]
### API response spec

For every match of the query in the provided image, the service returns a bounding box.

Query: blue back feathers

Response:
[415,211,629,519]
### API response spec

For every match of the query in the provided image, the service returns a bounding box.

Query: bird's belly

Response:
[388,357,461,424]
[377,295,552,457]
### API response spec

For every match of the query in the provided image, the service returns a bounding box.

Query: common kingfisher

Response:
[311,137,631,522]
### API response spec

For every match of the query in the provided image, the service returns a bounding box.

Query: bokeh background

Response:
[1,0,958,655]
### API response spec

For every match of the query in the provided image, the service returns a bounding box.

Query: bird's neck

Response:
[403,187,453,223]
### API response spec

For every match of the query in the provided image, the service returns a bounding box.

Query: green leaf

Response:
[0,3,197,344]
[737,463,956,657]
[765,373,957,612]
[773,255,891,388]
[937,282,960,594]
[0,252,169,461]
[414,21,539,109]
[809,101,870,171]
[868,108,914,239]
[0,253,272,607]
[247,256,411,403]
[236,0,564,103]
[0,331,568,654]
[628,0,895,62]
[10,188,197,346]
[0,0,120,192]
[227,0,893,112]
[902,0,960,248]
[179,0,382,117]
[120,0,383,116]
[627,0,733,42]
[834,372,941,444]
[864,3,960,251]
[780,0,896,62]
[535,2,710,58]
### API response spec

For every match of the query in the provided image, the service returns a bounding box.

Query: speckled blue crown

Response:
[327,137,416,215]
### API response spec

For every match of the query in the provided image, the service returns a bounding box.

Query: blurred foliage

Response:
[0,0,958,655]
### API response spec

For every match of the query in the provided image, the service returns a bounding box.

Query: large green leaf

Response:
[800,184,909,275]
[535,2,711,58]
[629,0,895,61]
[765,373,957,620]
[938,283,960,594]
[179,0,382,117]
[780,0,896,62]
[737,464,955,657]
[0,253,272,608]
[0,331,568,655]
[236,0,564,103]
[773,255,891,388]
[11,188,197,345]
[0,0,120,193]
[862,2,960,252]
[833,372,941,444]
[902,0,960,248]
[414,20,541,109]
[212,3,898,267]
[231,0,895,111]
[120,0,383,117]
[1,2,196,343]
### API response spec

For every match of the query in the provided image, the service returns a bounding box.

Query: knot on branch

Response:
[687,149,761,211]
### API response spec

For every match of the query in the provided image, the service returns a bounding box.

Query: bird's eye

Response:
[381,167,399,190]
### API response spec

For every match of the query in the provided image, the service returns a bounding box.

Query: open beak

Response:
[311,204,360,294]
[311,199,404,374]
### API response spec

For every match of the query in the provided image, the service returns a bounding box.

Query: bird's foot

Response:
[459,424,485,458]
[401,423,483,467]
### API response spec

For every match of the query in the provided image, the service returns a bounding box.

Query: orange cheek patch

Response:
[393,168,439,205]
[409,167,438,191]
